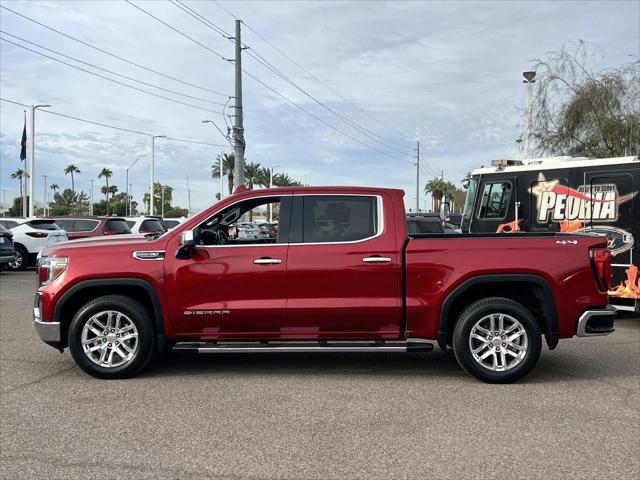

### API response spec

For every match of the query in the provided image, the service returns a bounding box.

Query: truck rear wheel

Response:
[452,297,541,383]
[68,295,155,379]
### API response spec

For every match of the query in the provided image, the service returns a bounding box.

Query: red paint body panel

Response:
[37,186,609,347]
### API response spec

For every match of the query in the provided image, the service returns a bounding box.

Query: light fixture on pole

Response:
[126,154,146,216]
[522,70,536,158]
[150,135,166,215]
[303,173,312,187]
[28,103,51,217]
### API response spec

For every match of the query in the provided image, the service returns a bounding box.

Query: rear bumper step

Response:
[576,306,616,337]
[172,339,433,354]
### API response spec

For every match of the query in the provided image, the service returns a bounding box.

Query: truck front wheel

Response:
[68,295,155,379]
[452,297,542,383]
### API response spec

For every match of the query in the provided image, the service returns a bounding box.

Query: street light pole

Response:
[269,165,279,222]
[126,154,146,216]
[523,70,536,158]
[27,103,51,217]
[150,136,166,215]
[202,120,232,201]
[90,179,94,215]
[42,175,47,216]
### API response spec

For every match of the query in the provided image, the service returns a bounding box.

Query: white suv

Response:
[124,216,167,235]
[0,218,68,270]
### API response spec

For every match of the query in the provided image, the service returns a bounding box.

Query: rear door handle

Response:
[254,258,282,265]
[362,256,391,263]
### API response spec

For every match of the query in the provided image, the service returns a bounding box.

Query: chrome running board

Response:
[172,339,433,354]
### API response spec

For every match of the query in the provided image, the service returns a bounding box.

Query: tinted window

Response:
[74,219,100,231]
[28,220,61,230]
[53,219,74,230]
[139,219,165,233]
[104,219,131,234]
[302,196,377,243]
[477,182,512,219]
[0,220,19,229]
[125,220,135,228]
[163,220,180,229]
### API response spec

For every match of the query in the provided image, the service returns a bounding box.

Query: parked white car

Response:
[0,217,68,270]
[124,216,167,235]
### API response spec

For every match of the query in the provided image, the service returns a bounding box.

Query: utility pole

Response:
[269,165,279,222]
[42,175,47,217]
[90,179,94,215]
[129,183,133,215]
[161,185,165,218]
[27,104,50,217]
[232,19,245,190]
[415,140,420,213]
[186,175,191,215]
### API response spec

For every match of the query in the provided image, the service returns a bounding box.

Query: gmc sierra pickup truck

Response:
[34,186,615,383]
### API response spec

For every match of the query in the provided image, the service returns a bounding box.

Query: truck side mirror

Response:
[176,229,196,259]
[440,202,451,222]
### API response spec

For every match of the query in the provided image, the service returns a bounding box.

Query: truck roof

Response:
[471,155,639,176]
[234,185,406,196]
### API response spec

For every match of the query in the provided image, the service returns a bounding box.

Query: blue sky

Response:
[0,0,638,213]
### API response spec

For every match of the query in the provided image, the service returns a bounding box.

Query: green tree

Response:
[424,177,446,211]
[243,162,262,189]
[99,168,113,214]
[49,183,59,197]
[142,182,174,215]
[49,189,89,215]
[529,41,639,157]
[64,165,80,194]
[272,173,302,187]
[11,169,26,213]
[93,191,137,216]
[211,152,235,194]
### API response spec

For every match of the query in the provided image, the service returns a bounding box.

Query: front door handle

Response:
[254,258,282,265]
[362,256,391,263]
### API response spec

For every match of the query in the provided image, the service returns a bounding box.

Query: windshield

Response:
[462,177,478,219]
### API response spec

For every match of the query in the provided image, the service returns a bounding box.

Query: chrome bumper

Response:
[34,319,61,343]
[577,306,616,337]
[33,292,61,344]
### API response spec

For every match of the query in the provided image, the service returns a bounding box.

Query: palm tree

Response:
[425,177,447,212]
[50,183,59,197]
[211,152,235,194]
[64,165,80,193]
[272,173,303,187]
[99,168,113,214]
[243,162,262,189]
[11,169,26,212]
[255,167,271,188]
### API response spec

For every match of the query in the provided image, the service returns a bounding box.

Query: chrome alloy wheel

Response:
[8,250,23,269]
[469,313,528,372]
[81,310,139,368]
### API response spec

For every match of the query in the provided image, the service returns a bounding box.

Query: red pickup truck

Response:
[34,186,615,383]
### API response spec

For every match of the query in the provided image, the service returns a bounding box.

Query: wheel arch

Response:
[439,274,559,351]
[54,278,167,352]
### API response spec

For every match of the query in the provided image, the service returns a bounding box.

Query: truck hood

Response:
[41,234,165,258]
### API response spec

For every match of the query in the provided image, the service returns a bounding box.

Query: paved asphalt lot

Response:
[1,271,638,479]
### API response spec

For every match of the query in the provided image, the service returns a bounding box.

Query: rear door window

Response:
[0,220,19,229]
[139,219,165,234]
[300,195,378,243]
[53,219,74,231]
[28,220,61,230]
[74,219,100,232]
[103,219,131,234]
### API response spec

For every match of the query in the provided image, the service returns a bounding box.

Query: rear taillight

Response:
[26,232,48,238]
[591,248,612,291]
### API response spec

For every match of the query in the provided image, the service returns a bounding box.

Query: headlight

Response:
[38,256,68,286]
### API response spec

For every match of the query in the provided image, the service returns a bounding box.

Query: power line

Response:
[173,1,413,161]
[187,1,413,154]
[210,0,409,140]
[0,31,227,107]
[1,37,224,114]
[241,70,414,165]
[171,0,231,38]
[124,0,228,62]
[0,4,229,97]
[0,97,229,147]
[245,48,414,156]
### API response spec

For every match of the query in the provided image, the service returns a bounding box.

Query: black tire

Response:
[68,295,155,379]
[452,297,542,384]
[7,245,28,271]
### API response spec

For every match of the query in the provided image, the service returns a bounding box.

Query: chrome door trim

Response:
[253,258,282,264]
[362,256,391,263]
